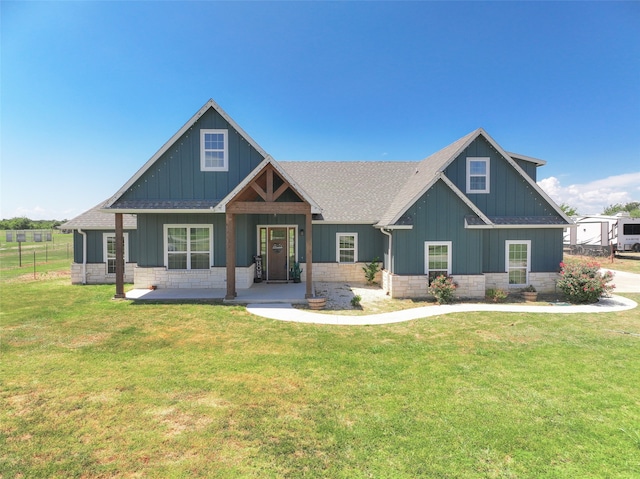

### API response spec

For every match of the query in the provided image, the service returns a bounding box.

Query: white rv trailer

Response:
[566,213,640,255]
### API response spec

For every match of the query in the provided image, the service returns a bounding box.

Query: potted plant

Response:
[521,285,538,302]
[289,262,302,283]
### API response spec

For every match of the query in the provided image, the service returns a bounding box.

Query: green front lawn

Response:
[2,276,639,477]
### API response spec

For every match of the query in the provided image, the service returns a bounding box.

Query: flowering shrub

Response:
[486,288,509,303]
[428,275,457,304]
[556,260,615,304]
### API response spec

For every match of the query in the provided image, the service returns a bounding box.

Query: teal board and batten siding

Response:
[482,228,563,273]
[135,213,309,269]
[514,159,537,181]
[392,180,483,276]
[72,230,138,264]
[135,213,227,267]
[444,136,560,219]
[311,224,384,263]
[117,108,265,203]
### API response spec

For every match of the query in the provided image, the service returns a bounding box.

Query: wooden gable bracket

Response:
[224,162,314,300]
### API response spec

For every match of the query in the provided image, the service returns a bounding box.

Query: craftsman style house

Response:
[62,99,571,299]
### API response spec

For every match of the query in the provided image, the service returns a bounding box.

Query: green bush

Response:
[556,260,615,304]
[362,257,380,285]
[350,295,362,308]
[428,275,457,304]
[486,288,508,303]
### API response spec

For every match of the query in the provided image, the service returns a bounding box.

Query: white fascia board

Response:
[507,151,547,166]
[385,175,440,226]
[477,129,572,224]
[373,224,414,230]
[105,99,269,208]
[385,129,483,226]
[439,174,493,225]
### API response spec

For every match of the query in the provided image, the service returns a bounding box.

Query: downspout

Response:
[78,229,87,285]
[381,228,393,274]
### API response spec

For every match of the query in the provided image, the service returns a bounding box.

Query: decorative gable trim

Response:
[104,99,269,209]
[213,156,322,214]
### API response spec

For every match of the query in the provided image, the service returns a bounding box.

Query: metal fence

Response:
[5,230,54,243]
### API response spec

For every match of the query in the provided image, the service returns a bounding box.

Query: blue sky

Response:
[2,1,639,220]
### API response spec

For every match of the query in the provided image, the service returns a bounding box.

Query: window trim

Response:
[200,129,229,172]
[466,157,490,194]
[505,240,531,287]
[336,233,358,263]
[424,241,452,282]
[163,224,214,270]
[104,232,129,275]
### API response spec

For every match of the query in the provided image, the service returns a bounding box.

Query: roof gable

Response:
[215,156,322,214]
[105,99,269,210]
[376,128,571,227]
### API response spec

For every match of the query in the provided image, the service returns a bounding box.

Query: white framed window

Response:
[505,240,531,286]
[200,129,228,171]
[424,241,452,284]
[336,233,358,263]
[466,157,490,193]
[104,233,129,274]
[164,225,213,270]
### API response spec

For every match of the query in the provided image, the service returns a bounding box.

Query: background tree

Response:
[559,203,579,216]
[602,202,640,218]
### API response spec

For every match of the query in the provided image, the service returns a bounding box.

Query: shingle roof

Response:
[60,201,137,230]
[465,215,568,227]
[375,129,480,226]
[279,161,417,223]
[109,199,220,210]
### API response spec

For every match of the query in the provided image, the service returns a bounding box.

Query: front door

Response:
[267,228,288,281]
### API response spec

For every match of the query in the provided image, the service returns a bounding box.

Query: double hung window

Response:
[425,241,452,284]
[336,233,358,263]
[200,129,228,171]
[104,233,129,274]
[165,225,213,270]
[466,157,490,193]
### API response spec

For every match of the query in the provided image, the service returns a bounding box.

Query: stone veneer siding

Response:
[133,265,255,290]
[382,271,559,299]
[484,272,559,294]
[313,262,382,284]
[382,271,485,299]
[71,262,135,285]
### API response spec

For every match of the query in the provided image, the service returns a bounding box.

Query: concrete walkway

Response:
[247,295,638,326]
[602,269,640,293]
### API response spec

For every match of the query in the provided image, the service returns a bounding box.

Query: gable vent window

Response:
[466,157,490,193]
[201,129,228,172]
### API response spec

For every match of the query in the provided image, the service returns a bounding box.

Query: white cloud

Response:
[538,172,640,215]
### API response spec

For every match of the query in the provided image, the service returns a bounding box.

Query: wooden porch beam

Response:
[227,202,311,215]
[305,212,313,298]
[114,213,125,299]
[225,212,236,300]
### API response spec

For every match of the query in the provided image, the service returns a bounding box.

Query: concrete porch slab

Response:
[125,281,310,304]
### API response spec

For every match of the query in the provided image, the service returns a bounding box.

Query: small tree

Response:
[556,260,615,304]
[362,257,380,285]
